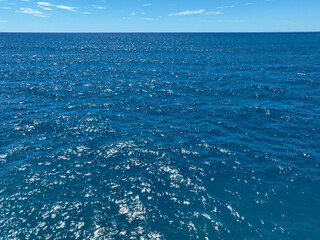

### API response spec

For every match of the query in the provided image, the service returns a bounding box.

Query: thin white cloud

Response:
[144,3,152,7]
[93,5,105,9]
[169,9,224,16]
[144,18,153,21]
[130,12,136,16]
[0,20,7,23]
[216,5,235,9]
[37,2,78,12]
[82,12,91,15]
[56,5,78,11]
[169,9,211,16]
[2,7,12,9]
[37,2,53,7]
[205,11,224,15]
[17,7,47,17]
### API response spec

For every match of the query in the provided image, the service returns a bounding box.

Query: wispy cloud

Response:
[82,12,91,15]
[130,12,136,16]
[205,11,224,15]
[37,2,52,7]
[144,17,153,21]
[17,7,47,17]
[37,2,78,12]
[216,5,235,9]
[169,9,223,16]
[144,3,152,7]
[93,5,105,9]
[0,20,7,23]
[169,9,205,16]
[56,5,77,11]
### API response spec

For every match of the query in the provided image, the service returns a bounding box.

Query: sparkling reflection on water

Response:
[0,33,319,239]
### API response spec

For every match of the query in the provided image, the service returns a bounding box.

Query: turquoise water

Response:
[0,33,319,239]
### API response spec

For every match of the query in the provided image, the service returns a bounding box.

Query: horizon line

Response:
[0,31,319,34]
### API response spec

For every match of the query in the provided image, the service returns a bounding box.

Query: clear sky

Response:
[0,0,319,32]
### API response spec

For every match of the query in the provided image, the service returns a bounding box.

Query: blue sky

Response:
[0,0,319,32]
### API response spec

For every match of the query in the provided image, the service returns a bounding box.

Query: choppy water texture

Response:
[0,33,320,239]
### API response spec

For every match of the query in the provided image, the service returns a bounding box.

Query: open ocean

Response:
[0,33,319,239]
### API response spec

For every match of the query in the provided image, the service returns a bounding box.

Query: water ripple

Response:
[0,33,320,239]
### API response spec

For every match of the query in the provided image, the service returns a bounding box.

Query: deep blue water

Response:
[0,33,319,239]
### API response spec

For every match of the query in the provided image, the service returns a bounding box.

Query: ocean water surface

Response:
[0,33,319,239]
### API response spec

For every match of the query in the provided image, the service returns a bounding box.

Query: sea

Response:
[0,33,319,239]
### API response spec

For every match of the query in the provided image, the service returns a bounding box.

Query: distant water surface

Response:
[0,33,319,239]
